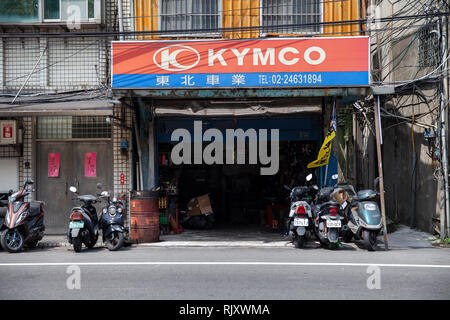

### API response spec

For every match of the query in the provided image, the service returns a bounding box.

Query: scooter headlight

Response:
[102,208,108,214]
[364,203,378,211]
[108,206,117,216]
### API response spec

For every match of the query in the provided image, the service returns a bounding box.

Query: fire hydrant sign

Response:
[48,153,60,178]
[112,37,370,89]
[0,121,16,145]
[85,153,97,177]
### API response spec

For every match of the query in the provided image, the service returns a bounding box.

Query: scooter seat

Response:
[29,201,43,217]
[0,207,6,218]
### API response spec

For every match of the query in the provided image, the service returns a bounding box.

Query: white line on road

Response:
[0,262,450,268]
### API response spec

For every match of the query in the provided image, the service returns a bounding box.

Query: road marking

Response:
[0,262,449,268]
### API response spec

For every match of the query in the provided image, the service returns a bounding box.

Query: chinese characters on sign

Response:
[48,153,60,178]
[85,153,97,177]
[112,38,370,89]
[0,121,16,145]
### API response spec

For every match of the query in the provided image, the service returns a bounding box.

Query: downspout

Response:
[117,0,124,41]
[132,109,144,190]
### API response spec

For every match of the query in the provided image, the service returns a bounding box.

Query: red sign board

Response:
[120,173,125,185]
[112,37,370,88]
[85,153,97,177]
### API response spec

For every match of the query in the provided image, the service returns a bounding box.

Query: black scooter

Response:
[99,191,126,251]
[284,174,319,248]
[67,185,100,253]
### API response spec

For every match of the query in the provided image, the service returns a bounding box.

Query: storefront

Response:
[112,37,370,230]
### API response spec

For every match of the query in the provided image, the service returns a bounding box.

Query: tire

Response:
[342,231,353,243]
[86,233,98,249]
[328,242,338,250]
[362,230,378,251]
[73,236,82,253]
[1,229,24,253]
[26,240,39,249]
[294,235,305,249]
[105,232,124,251]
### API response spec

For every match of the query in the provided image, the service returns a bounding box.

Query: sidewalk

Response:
[37,224,441,249]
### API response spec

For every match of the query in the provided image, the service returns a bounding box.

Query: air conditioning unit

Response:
[0,120,17,145]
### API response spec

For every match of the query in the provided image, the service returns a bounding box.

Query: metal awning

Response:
[0,95,114,116]
[152,97,322,117]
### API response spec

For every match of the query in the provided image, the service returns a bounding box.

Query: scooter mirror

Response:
[306,174,313,182]
[283,185,291,191]
[101,191,109,197]
[112,197,118,202]
[96,183,103,190]
[69,186,77,193]
[25,179,34,185]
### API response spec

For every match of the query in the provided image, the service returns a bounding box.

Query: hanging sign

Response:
[85,153,97,177]
[307,104,337,168]
[112,37,370,89]
[48,153,60,178]
[120,173,125,185]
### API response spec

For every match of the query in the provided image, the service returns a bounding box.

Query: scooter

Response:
[312,174,345,249]
[284,173,319,248]
[0,179,45,253]
[339,179,382,251]
[99,191,126,251]
[67,185,100,253]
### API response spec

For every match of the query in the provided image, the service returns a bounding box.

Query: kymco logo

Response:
[153,45,200,72]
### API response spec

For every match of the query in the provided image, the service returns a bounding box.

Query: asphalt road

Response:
[1,244,450,300]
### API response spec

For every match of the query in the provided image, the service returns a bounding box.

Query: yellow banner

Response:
[307,121,336,169]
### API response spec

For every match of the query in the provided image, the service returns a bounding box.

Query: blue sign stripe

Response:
[112,71,369,88]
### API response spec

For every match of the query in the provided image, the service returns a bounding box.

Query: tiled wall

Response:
[112,106,134,229]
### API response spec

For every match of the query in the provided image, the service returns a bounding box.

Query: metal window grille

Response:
[261,0,321,34]
[159,0,221,35]
[37,116,111,139]
[418,22,439,68]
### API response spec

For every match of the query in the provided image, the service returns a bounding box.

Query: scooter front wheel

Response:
[362,230,378,251]
[105,232,124,251]
[1,229,24,253]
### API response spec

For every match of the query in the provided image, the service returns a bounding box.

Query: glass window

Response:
[44,0,60,20]
[37,116,111,139]
[0,0,39,23]
[262,0,321,34]
[160,0,220,35]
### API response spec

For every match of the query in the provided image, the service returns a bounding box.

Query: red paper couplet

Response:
[85,153,97,177]
[48,153,60,178]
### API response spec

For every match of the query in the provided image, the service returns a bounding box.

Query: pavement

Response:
[38,223,433,249]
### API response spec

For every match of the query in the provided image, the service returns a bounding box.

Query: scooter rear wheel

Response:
[294,235,305,248]
[105,232,124,251]
[73,237,82,252]
[1,229,24,253]
[86,234,98,249]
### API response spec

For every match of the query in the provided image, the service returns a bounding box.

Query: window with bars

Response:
[418,22,439,68]
[261,0,321,34]
[159,0,221,36]
[37,116,111,139]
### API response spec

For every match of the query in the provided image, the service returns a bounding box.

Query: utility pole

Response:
[374,96,389,250]
[439,3,450,238]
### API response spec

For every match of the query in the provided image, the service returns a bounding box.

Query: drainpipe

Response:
[132,110,144,190]
[117,0,124,41]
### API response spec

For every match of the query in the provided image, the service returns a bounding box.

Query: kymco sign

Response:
[112,37,370,88]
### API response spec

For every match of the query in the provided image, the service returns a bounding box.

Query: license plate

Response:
[69,221,84,229]
[294,218,308,227]
[327,220,341,228]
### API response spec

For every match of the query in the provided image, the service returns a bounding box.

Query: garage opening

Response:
[155,115,322,233]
